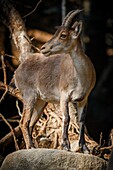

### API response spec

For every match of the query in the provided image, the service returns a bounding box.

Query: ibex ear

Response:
[72,21,82,39]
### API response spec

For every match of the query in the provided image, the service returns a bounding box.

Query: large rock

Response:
[0,148,107,170]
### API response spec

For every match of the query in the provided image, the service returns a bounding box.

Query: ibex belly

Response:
[38,87,60,104]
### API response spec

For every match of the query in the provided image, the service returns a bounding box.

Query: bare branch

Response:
[0,126,21,152]
[5,53,18,60]
[0,81,23,102]
[0,55,8,103]
[1,55,7,85]
[16,100,22,117]
[23,0,43,18]
[0,113,19,150]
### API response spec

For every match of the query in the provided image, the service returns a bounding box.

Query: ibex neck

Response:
[69,41,88,76]
[69,39,85,65]
[70,49,83,67]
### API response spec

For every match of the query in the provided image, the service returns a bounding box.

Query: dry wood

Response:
[0,126,21,151]
[0,113,19,150]
[0,81,23,102]
[0,0,32,62]
[0,55,8,103]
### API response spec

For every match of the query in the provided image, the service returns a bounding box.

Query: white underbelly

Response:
[39,88,60,103]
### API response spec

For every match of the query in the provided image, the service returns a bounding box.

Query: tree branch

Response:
[0,113,19,150]
[0,126,21,152]
[0,81,23,102]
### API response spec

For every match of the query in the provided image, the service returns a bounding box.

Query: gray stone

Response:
[0,148,107,170]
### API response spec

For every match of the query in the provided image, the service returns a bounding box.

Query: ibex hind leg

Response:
[20,91,37,149]
[20,105,34,149]
[29,100,47,137]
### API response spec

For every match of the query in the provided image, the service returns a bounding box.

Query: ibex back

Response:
[15,10,96,152]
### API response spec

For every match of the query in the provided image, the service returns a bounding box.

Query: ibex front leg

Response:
[20,105,34,149]
[60,97,70,151]
[78,102,90,153]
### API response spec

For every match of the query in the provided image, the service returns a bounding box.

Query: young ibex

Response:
[14,9,96,152]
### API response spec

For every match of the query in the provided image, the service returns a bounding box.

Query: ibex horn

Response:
[62,9,83,28]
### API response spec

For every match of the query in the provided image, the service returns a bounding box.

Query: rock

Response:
[0,148,107,170]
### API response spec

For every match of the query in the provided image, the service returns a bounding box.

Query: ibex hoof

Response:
[79,144,90,154]
[61,140,70,151]
[26,145,35,149]
[26,142,35,150]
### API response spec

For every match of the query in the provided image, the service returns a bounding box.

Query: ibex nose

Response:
[41,44,51,56]
[41,45,46,51]
[40,45,47,54]
[41,44,53,51]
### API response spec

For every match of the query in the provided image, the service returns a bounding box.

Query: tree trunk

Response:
[0,0,32,63]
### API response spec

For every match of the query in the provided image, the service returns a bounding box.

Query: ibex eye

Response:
[60,34,67,39]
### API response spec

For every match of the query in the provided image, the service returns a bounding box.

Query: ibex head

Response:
[41,9,83,56]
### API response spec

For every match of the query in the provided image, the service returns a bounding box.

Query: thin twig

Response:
[0,81,23,102]
[24,35,40,52]
[45,108,61,127]
[0,55,8,103]
[70,122,79,134]
[16,100,22,117]
[0,113,19,150]
[46,129,55,138]
[5,53,18,60]
[99,132,103,146]
[23,0,43,18]
[99,145,113,151]
[5,60,15,72]
[0,89,8,103]
[33,118,48,139]
[1,55,7,85]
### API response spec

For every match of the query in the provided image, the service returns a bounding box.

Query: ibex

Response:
[14,9,96,152]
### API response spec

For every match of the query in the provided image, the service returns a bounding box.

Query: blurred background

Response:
[0,0,113,155]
